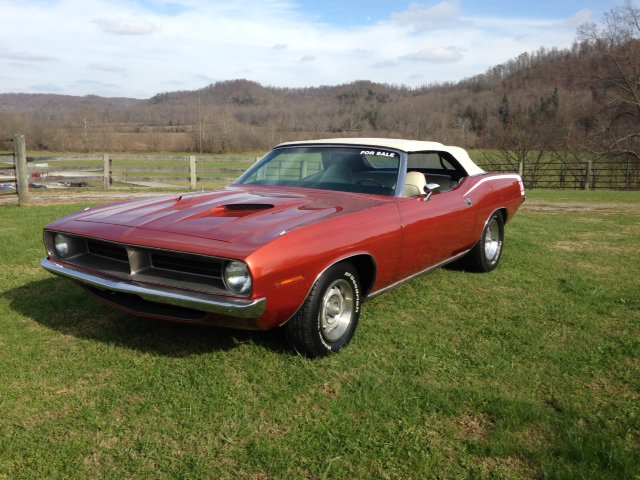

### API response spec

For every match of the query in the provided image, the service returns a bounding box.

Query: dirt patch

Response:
[522,200,640,215]
[457,413,493,441]
[0,190,178,206]
[554,241,581,252]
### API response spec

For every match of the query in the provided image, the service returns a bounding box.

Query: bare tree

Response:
[486,89,565,187]
[577,0,640,162]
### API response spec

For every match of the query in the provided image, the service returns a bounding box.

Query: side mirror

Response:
[423,183,440,202]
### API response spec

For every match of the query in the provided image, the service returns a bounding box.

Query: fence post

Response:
[103,154,112,190]
[189,155,197,190]
[13,134,29,205]
[584,160,592,191]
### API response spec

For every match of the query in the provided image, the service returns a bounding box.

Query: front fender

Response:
[248,203,402,329]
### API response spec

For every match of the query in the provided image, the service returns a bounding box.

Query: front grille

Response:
[47,232,230,295]
[87,240,129,262]
[151,252,222,279]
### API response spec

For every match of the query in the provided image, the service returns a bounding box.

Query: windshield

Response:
[236,146,401,196]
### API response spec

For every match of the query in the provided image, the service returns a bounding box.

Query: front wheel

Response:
[285,262,361,357]
[461,211,505,272]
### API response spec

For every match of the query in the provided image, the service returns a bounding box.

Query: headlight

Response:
[223,260,252,295]
[53,233,71,257]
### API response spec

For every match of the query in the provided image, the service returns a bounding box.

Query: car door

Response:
[396,190,476,276]
[395,151,477,277]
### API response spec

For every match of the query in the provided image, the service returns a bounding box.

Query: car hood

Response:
[72,185,388,243]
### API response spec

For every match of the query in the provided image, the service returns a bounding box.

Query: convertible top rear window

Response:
[408,152,457,170]
[236,146,401,196]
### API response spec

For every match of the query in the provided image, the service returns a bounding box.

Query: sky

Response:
[0,0,620,99]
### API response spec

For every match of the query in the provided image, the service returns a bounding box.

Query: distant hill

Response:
[0,93,141,114]
[0,38,636,164]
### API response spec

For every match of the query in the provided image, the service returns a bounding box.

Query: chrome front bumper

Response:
[41,258,267,319]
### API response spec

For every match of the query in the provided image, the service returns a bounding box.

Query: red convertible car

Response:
[42,138,525,357]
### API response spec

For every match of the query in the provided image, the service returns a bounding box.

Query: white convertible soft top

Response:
[277,137,485,176]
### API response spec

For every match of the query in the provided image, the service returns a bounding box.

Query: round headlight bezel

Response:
[53,233,71,258]
[223,260,252,296]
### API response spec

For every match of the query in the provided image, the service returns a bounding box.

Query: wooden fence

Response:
[1,135,258,204]
[0,135,29,204]
[484,159,640,190]
[3,134,639,205]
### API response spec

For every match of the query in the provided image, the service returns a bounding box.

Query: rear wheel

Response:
[461,211,504,272]
[285,262,361,357]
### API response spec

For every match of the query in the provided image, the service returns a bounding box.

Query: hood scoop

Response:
[224,203,273,211]
[198,203,275,219]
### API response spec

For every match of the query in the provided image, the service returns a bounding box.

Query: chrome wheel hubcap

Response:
[484,219,500,261]
[320,279,354,342]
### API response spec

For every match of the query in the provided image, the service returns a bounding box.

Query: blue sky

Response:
[296,0,614,24]
[0,0,620,98]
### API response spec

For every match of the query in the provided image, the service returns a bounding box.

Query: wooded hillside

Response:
[1,2,638,170]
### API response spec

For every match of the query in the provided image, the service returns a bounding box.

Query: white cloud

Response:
[92,17,159,35]
[193,74,215,84]
[566,9,593,26]
[401,46,463,63]
[88,62,126,73]
[0,47,58,62]
[372,59,400,69]
[390,1,463,31]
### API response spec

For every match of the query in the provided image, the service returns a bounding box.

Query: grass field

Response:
[0,190,639,479]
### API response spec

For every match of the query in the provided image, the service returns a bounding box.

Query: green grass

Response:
[1,192,639,479]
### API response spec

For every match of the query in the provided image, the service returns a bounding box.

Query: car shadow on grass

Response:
[4,278,291,357]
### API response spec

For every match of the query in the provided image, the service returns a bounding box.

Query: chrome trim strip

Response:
[366,249,470,300]
[41,258,266,319]
[463,174,522,196]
